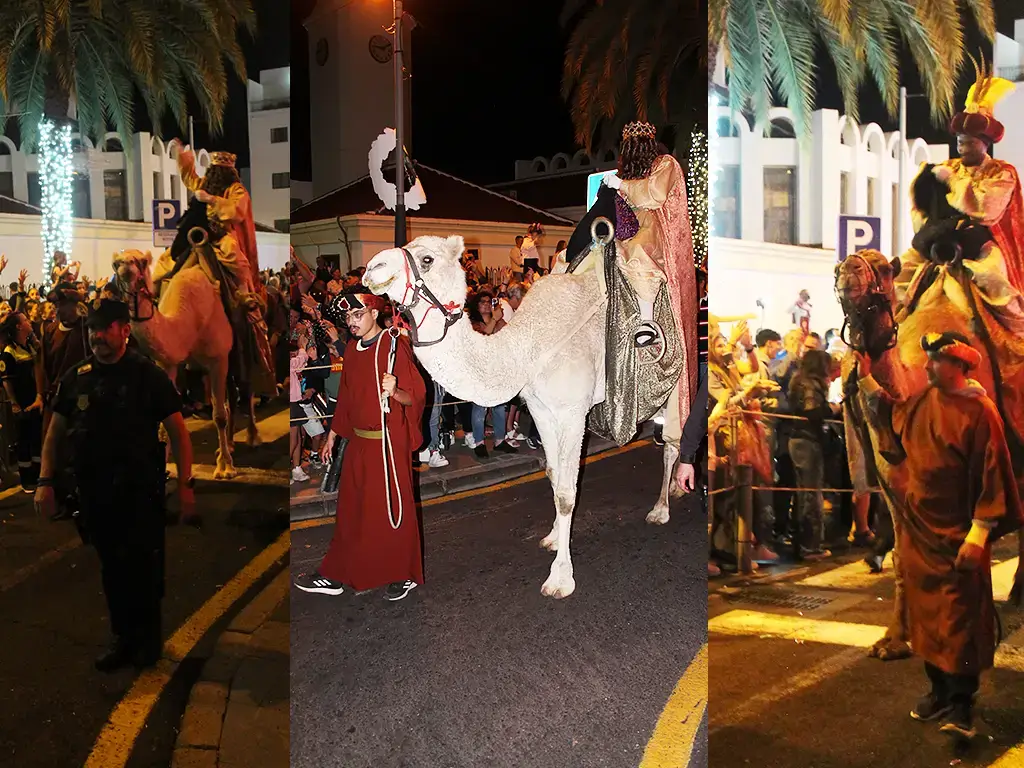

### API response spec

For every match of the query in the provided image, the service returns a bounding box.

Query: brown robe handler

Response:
[858,332,1023,737]
[318,330,426,591]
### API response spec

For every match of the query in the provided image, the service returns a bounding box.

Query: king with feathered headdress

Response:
[937,54,1024,294]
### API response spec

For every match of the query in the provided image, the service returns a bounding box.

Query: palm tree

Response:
[561,0,707,156]
[710,0,996,138]
[0,0,255,275]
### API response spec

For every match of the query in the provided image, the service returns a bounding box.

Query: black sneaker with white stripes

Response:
[294,572,345,595]
[384,580,418,601]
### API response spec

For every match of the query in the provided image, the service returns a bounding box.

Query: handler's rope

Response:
[374,328,403,530]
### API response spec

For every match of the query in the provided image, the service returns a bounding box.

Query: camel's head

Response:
[834,248,901,356]
[363,235,468,312]
[113,249,154,294]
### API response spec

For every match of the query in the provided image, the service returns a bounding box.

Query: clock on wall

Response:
[369,34,393,63]
[315,38,329,66]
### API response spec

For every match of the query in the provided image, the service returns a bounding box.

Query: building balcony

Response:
[250,97,290,112]
[998,65,1024,82]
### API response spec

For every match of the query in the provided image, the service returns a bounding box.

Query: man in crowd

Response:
[35,298,197,672]
[855,331,1022,738]
[294,288,426,602]
[508,235,525,280]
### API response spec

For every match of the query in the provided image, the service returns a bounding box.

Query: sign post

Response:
[152,200,182,248]
[586,170,616,211]
[837,215,881,261]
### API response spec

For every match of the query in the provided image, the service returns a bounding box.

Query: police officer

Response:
[34,298,198,672]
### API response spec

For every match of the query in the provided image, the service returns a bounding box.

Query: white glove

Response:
[499,298,514,323]
[604,171,622,190]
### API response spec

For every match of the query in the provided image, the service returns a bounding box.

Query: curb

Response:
[171,569,290,768]
[289,425,656,523]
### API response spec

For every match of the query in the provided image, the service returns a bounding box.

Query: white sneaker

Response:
[503,434,520,448]
[428,450,449,468]
[511,431,528,442]
[418,449,431,462]
[292,466,310,482]
[464,433,477,450]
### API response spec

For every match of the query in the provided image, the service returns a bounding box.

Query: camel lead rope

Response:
[375,330,403,530]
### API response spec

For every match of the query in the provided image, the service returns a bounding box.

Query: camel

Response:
[836,166,1024,658]
[113,235,262,479]
[363,233,686,598]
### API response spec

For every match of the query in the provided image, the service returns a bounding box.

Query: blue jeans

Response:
[428,381,445,451]
[472,403,507,445]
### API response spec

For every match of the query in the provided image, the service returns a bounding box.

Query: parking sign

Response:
[837,215,881,261]
[587,170,616,211]
[152,200,182,247]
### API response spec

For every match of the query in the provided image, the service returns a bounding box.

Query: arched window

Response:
[768,118,795,139]
[104,137,123,152]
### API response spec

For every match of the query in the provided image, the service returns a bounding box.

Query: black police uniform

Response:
[50,299,183,668]
[0,341,42,489]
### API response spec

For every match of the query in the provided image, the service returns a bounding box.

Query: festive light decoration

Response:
[38,120,74,281]
[687,126,708,267]
[707,91,722,264]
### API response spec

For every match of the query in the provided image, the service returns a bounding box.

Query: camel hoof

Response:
[646,506,670,525]
[541,563,575,599]
[868,637,912,661]
[539,534,558,552]
[214,462,237,480]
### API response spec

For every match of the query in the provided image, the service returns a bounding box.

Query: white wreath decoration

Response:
[368,128,427,211]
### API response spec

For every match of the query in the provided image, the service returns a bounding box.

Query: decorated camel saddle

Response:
[564,183,683,445]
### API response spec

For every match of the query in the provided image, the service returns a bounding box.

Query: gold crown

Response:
[622,121,656,140]
[209,151,237,168]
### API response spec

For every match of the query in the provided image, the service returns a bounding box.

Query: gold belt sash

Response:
[353,428,384,440]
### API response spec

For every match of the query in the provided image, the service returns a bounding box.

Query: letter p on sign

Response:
[156,202,177,229]
[837,215,881,261]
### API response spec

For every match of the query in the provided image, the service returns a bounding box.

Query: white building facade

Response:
[245,68,293,233]
[993,18,1024,174]
[709,99,949,336]
[0,131,192,224]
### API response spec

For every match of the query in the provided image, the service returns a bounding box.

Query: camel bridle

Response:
[836,253,898,354]
[115,254,156,322]
[391,246,464,348]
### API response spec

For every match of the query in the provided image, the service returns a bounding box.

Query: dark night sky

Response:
[291,0,581,185]
[812,3,1022,155]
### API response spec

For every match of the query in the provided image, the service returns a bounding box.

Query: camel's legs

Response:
[529,398,562,552]
[245,384,261,446]
[541,415,587,599]
[209,360,237,479]
[647,442,679,525]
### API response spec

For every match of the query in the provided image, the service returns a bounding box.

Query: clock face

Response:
[369,34,394,64]
[315,38,328,66]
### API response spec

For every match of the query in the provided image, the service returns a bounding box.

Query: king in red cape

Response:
[295,289,426,601]
[940,62,1024,294]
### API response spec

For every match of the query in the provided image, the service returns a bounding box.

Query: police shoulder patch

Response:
[77,363,92,375]
[0,360,5,373]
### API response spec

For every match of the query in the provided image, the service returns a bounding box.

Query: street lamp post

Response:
[393,0,406,248]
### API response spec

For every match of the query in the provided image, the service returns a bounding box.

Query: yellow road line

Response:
[797,553,894,589]
[290,439,654,531]
[988,743,1024,767]
[992,557,1019,603]
[640,643,707,768]
[0,485,26,503]
[167,464,288,486]
[709,610,1024,671]
[83,531,290,768]
[184,408,289,443]
[0,537,82,594]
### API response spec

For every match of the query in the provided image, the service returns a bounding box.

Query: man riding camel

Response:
[937,58,1024,294]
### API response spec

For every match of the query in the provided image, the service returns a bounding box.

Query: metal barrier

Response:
[709,407,878,575]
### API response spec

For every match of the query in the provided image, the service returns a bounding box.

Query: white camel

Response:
[113,244,262,479]
[364,234,683,598]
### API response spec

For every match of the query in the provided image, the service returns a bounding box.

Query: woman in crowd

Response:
[0,311,43,492]
[466,289,517,459]
[787,348,840,561]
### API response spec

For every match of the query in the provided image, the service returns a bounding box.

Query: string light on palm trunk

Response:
[687,126,708,267]
[39,120,74,280]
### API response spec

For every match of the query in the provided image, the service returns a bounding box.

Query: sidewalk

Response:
[290,424,656,522]
[171,568,289,768]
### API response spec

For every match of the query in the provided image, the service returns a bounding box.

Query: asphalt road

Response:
[0,402,290,768]
[708,538,1024,768]
[290,442,707,768]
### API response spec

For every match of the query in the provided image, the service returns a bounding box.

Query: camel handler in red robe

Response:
[936,61,1024,294]
[854,331,1023,740]
[294,289,427,602]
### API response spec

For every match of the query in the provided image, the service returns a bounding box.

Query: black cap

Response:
[85,298,131,329]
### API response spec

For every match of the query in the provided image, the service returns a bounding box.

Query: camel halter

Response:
[116,233,176,324]
[371,327,404,530]
[393,247,464,347]
[835,253,898,354]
